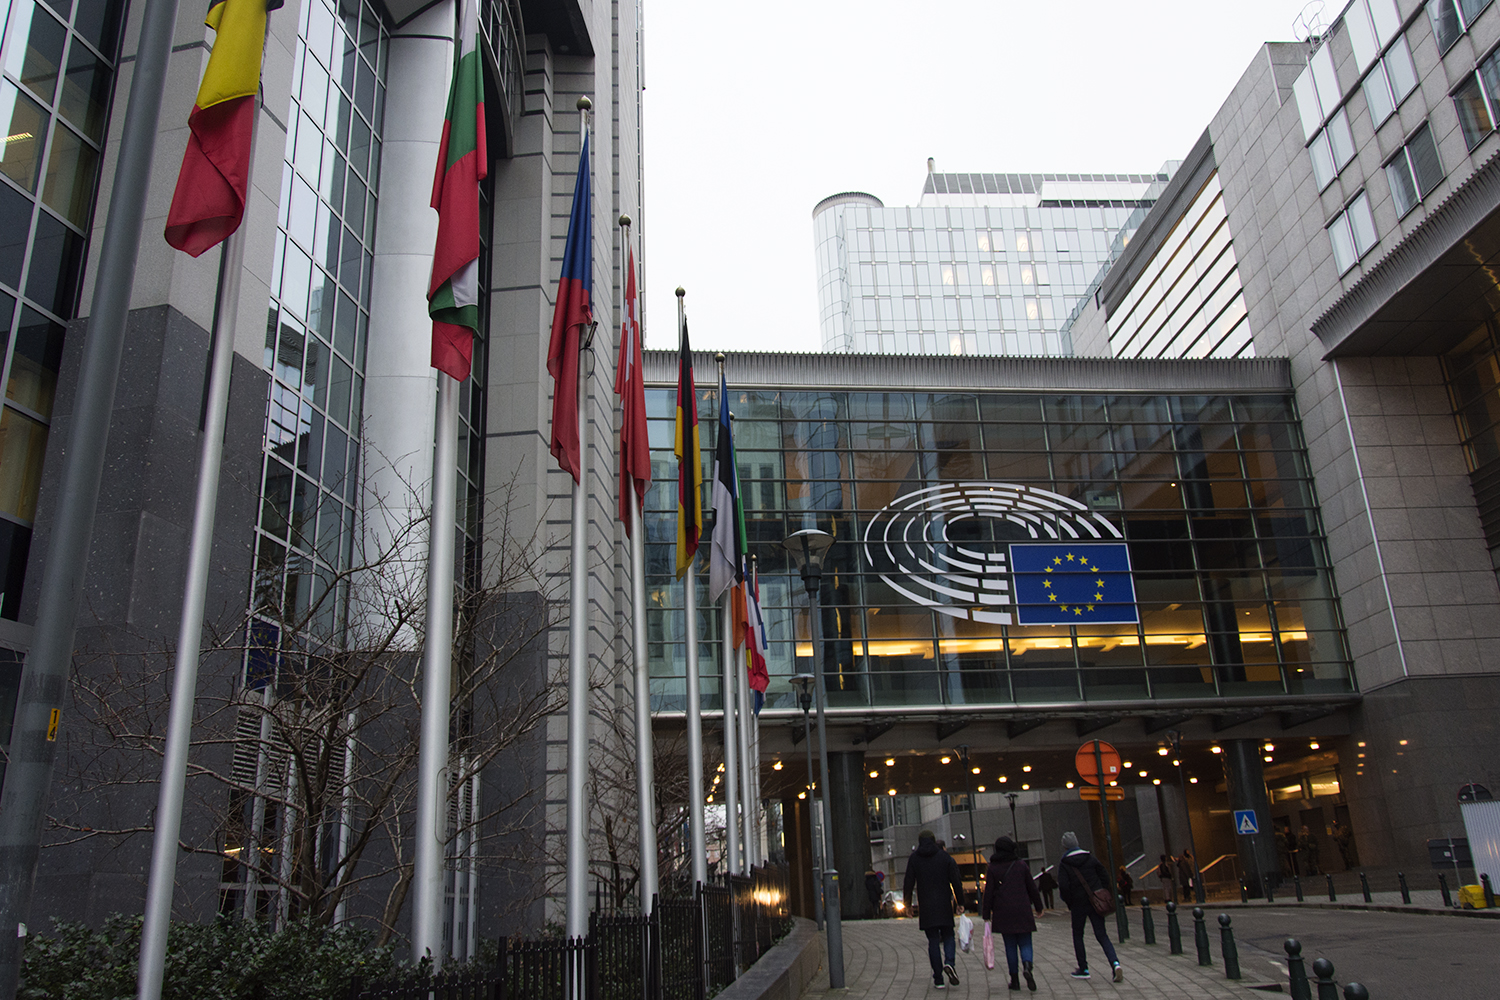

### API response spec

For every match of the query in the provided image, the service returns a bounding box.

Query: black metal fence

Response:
[352,864,791,1000]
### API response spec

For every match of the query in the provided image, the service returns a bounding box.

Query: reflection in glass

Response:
[6,307,62,416]
[40,122,96,225]
[0,405,47,521]
[0,81,47,192]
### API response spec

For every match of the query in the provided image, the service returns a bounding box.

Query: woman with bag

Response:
[980,836,1044,992]
[1056,831,1123,982]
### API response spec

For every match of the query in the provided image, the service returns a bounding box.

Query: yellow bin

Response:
[1458,884,1489,909]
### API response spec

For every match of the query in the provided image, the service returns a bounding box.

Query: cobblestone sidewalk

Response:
[800,911,1282,999]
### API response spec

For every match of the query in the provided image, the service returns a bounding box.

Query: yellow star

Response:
[1048,594,1057,602]
[1042,580,1051,588]
[1045,567,1053,573]
[1059,604,1068,611]
[1096,578,1104,587]
[1079,556,1089,565]
[1095,592,1103,600]
[1074,607,1083,615]
[1066,553,1075,562]
[1053,557,1062,565]
[1087,604,1095,612]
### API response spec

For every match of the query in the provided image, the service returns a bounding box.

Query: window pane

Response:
[1327,110,1356,169]
[40,123,97,227]
[0,81,49,193]
[1407,122,1443,196]
[1311,43,1340,117]
[25,211,81,317]
[1459,0,1494,26]
[1368,0,1400,44]
[1429,0,1463,51]
[1348,192,1377,254]
[0,184,31,289]
[57,43,110,142]
[1329,215,1356,273]
[1345,0,1378,70]
[1386,38,1417,103]
[72,0,125,54]
[4,2,67,104]
[1386,155,1418,216]
[1310,133,1336,189]
[1454,75,1493,149]
[0,405,47,522]
[1363,62,1394,126]
[1293,67,1322,139]
[1482,50,1500,128]
[6,306,62,416]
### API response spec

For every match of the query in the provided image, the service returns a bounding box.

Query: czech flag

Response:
[547,132,592,482]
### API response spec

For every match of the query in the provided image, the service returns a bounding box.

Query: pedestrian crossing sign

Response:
[1234,810,1259,835]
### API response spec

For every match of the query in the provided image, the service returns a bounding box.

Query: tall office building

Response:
[0,0,642,945]
[812,164,1175,357]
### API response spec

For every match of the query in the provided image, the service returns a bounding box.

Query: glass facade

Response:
[814,172,1169,357]
[644,385,1352,713]
[0,0,123,618]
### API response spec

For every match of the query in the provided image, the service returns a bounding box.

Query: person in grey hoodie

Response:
[1056,831,1122,982]
[903,829,965,988]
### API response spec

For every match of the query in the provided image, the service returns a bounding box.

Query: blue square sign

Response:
[1234,810,1259,835]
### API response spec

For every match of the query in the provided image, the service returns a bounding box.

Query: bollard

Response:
[1117,893,1130,941]
[1264,873,1276,904]
[1398,871,1410,905]
[1294,873,1304,902]
[1343,985,1371,1000]
[1193,906,1212,966]
[1483,873,1495,909]
[1359,872,1372,903]
[1218,913,1241,980]
[1166,900,1183,954]
[1326,873,1336,902]
[1313,957,1340,1000]
[1240,877,1249,903]
[1141,898,1156,945]
[1438,872,1453,908]
[1285,939,1311,1000]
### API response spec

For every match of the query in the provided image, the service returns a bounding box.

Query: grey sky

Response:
[638,0,1326,354]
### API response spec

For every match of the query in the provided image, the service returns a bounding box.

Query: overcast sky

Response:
[637,0,1324,355]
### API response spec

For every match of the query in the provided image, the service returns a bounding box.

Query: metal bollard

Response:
[1313,957,1340,1000]
[1240,877,1249,903]
[1264,873,1276,903]
[1142,898,1156,945]
[1218,913,1241,980]
[1326,873,1336,902]
[1360,872,1372,903]
[1193,906,1212,966]
[1166,900,1183,954]
[1117,893,1130,941]
[1294,874,1304,902]
[1285,939,1310,1000]
[1483,873,1495,909]
[1438,872,1453,908]
[1343,984,1371,1000]
[1398,871,1410,905]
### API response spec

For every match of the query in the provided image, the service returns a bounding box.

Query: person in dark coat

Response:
[1176,850,1197,901]
[1158,853,1176,902]
[980,836,1043,992]
[1116,866,1134,906]
[865,871,883,917]
[903,829,965,988]
[1056,831,1122,982]
[1036,868,1057,910]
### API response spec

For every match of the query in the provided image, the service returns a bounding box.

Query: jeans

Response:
[924,927,956,981]
[1070,908,1119,971]
[1001,932,1033,977]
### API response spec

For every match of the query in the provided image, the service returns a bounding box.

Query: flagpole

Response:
[621,216,658,911]
[730,411,755,871]
[680,288,708,888]
[413,372,459,965]
[136,215,247,1000]
[715,359,741,877]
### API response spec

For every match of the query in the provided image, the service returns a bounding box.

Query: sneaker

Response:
[943,963,960,986]
[1071,968,1092,979]
[1112,962,1123,983]
[933,980,947,990]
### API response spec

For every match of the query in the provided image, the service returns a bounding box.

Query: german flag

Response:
[164,0,278,256]
[674,317,702,578]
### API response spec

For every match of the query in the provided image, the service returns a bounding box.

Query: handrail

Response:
[1199,853,1237,875]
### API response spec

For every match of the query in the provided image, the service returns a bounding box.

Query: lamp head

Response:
[788,673,816,712]
[781,529,834,591]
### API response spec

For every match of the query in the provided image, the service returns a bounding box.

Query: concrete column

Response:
[1222,738,1279,892]
[359,1,453,609]
[827,750,874,919]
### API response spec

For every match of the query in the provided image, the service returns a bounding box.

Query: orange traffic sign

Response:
[1075,740,1122,786]
[1078,786,1125,802]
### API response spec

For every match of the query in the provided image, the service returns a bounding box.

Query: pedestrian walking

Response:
[866,870,883,917]
[1333,821,1356,868]
[1116,865,1134,906]
[1157,853,1175,902]
[1056,831,1122,983]
[903,829,965,989]
[1176,850,1197,900]
[1036,867,1057,910]
[980,836,1044,992]
[1301,824,1321,876]
[1287,825,1301,877]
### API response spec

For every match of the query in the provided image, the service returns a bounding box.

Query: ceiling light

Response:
[1264,743,1275,752]
[772,761,783,770]
[1264,755,1273,762]
[1157,747,1170,756]
[869,770,879,778]
[977,785,986,792]
[1108,780,1117,787]
[1172,759,1180,767]
[1358,741,1366,747]
[941,756,951,764]
[1022,765,1032,772]
[933,787,942,794]
[798,791,806,799]
[1399,739,1408,746]
[1210,746,1222,754]
[1021,784,1030,790]
[1308,742,1319,750]
[1152,778,1161,785]
[888,788,897,797]
[1189,777,1198,784]
[886,758,896,766]
[1123,761,1133,769]
[999,776,1008,783]
[1138,770,1147,777]
[1066,781,1075,789]
[972,767,981,774]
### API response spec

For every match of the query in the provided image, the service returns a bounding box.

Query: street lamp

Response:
[788,673,824,930]
[782,528,844,989]
[1006,792,1020,843]
[1166,730,1205,904]
[956,745,982,902]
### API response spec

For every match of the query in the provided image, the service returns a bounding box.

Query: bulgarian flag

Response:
[427,0,487,381]
[164,0,279,256]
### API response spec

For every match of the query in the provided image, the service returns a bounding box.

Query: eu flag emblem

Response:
[1011,542,1138,626]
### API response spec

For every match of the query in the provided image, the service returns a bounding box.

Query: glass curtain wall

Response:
[644,387,1352,713]
[0,0,124,618]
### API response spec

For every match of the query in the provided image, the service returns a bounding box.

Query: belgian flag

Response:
[164,0,279,256]
[674,317,702,578]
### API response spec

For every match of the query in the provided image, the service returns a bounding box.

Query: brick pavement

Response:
[799,909,1285,999]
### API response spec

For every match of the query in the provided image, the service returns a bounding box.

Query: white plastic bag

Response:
[956,912,974,953]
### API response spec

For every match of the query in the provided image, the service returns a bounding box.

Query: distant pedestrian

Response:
[903,829,965,989]
[1276,826,1291,874]
[1056,831,1122,983]
[1334,821,1356,868]
[1287,826,1301,876]
[866,870,883,917]
[1036,868,1057,910]
[1158,854,1176,902]
[981,836,1044,992]
[1116,866,1134,906]
[1176,851,1197,901]
[1301,825,1321,876]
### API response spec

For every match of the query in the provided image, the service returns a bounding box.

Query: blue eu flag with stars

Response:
[1012,542,1138,626]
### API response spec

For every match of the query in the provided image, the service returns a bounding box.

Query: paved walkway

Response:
[800,911,1278,1000]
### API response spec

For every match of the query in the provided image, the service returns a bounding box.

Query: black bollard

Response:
[1359,872,1372,903]
[1326,873,1336,902]
[1166,900,1183,954]
[1219,913,1241,980]
[1294,873,1304,902]
[1398,871,1410,904]
[1343,985,1371,1000]
[1313,957,1340,1000]
[1285,939,1311,1000]
[1240,877,1249,903]
[1483,873,1495,909]
[1438,872,1453,908]
[1117,893,1130,941]
[1193,906,1212,966]
[1142,898,1156,945]
[1264,872,1276,903]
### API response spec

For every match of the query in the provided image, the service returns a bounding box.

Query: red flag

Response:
[547,133,592,481]
[615,244,649,531]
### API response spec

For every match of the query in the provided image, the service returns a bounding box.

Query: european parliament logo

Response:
[1011,542,1138,626]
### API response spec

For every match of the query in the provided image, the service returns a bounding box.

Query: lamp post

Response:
[782,528,844,989]
[1006,792,1020,843]
[1167,730,1205,904]
[957,745,982,904]
[789,673,824,930]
